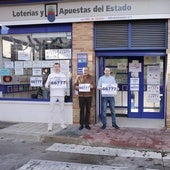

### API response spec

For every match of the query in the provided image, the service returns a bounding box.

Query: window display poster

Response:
[32,68,42,76]
[147,93,160,103]
[117,63,127,70]
[129,62,141,72]
[45,49,59,60]
[60,60,69,73]
[18,50,31,61]
[30,77,43,87]
[130,84,139,91]
[15,68,24,75]
[147,65,160,84]
[59,49,71,59]
[130,78,139,91]
[23,61,32,68]
[42,61,53,68]
[15,61,23,68]
[4,61,14,68]
[0,68,10,76]
[32,61,42,68]
[130,78,139,85]
[147,84,160,93]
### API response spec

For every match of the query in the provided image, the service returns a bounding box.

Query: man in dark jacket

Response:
[74,67,95,130]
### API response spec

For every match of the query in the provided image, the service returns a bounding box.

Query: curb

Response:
[41,134,170,154]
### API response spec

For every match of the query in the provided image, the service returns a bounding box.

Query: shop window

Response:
[0,32,72,101]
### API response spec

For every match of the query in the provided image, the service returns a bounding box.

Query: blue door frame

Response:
[97,55,166,119]
[128,57,165,119]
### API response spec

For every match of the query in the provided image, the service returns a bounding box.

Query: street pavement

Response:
[0,121,170,169]
[0,122,170,152]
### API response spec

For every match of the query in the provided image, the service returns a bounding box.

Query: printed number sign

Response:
[79,83,90,92]
[102,83,117,95]
[50,78,67,88]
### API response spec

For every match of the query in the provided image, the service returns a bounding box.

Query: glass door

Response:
[128,56,165,118]
[105,57,128,116]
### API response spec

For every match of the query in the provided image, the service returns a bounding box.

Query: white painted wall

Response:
[0,101,73,124]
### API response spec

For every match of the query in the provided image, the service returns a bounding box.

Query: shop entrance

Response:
[97,56,165,119]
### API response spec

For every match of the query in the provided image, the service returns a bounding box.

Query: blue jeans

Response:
[101,97,116,126]
[42,89,50,99]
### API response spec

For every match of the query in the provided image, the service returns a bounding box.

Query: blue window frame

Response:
[0,23,72,102]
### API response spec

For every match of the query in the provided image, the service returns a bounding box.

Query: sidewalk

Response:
[0,121,170,153]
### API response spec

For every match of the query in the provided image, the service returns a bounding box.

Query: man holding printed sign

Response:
[97,67,119,130]
[45,63,67,132]
[74,67,95,130]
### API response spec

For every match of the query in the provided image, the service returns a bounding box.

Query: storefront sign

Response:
[101,83,117,95]
[0,0,170,25]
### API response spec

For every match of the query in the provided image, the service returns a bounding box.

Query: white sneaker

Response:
[61,124,67,129]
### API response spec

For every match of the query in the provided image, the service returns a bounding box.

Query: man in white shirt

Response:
[45,63,67,131]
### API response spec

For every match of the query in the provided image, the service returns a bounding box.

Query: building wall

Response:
[167,19,170,128]
[72,22,96,124]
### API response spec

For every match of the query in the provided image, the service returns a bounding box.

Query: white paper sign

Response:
[4,61,14,68]
[129,62,141,72]
[101,83,117,95]
[32,68,42,76]
[45,49,59,60]
[147,66,160,84]
[117,63,127,70]
[15,61,23,68]
[130,84,139,91]
[50,77,67,89]
[30,77,43,87]
[147,84,160,93]
[79,83,90,92]
[32,61,42,68]
[147,93,160,103]
[18,50,31,61]
[15,68,24,75]
[23,61,32,68]
[59,49,71,59]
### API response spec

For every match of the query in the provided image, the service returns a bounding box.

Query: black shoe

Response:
[79,125,84,130]
[100,125,106,129]
[85,125,91,130]
[113,124,120,129]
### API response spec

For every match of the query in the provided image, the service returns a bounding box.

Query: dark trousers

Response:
[79,96,92,126]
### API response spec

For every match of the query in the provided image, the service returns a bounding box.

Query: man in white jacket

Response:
[45,63,67,131]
